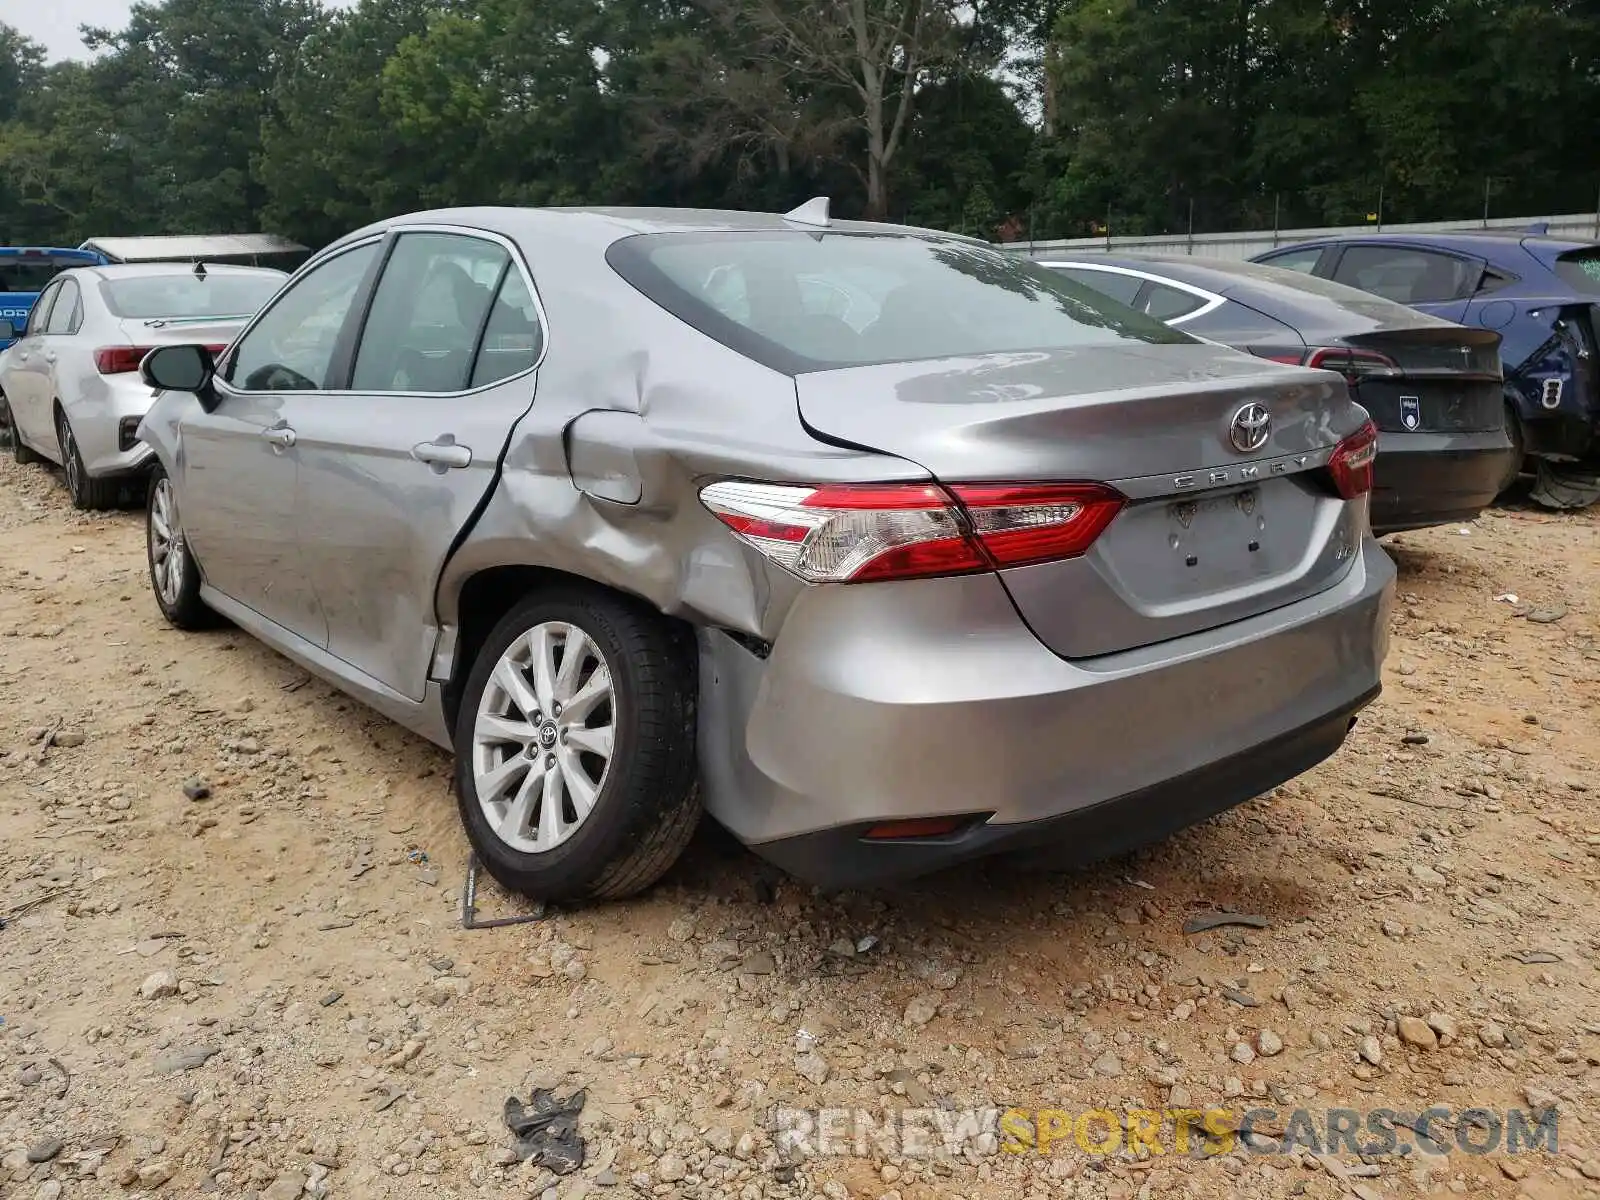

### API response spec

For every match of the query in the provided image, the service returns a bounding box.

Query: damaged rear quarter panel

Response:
[433,236,927,647]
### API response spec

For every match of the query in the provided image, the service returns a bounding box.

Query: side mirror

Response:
[0,320,15,341]
[140,345,217,408]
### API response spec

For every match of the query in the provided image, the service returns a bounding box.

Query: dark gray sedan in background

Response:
[135,204,1393,901]
[1040,255,1516,535]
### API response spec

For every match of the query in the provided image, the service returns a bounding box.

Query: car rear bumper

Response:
[75,375,159,477]
[696,538,1394,888]
[1369,429,1518,535]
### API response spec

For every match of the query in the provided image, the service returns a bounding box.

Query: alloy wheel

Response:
[470,621,616,854]
[59,417,82,499]
[148,476,185,606]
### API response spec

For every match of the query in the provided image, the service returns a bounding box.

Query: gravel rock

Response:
[26,1139,62,1164]
[1358,1035,1383,1066]
[153,1045,219,1074]
[903,995,939,1027]
[1090,1050,1122,1077]
[795,1051,831,1086]
[1230,1042,1255,1065]
[137,1161,176,1188]
[657,1153,687,1182]
[140,970,179,1000]
[1255,1029,1283,1057]
[1397,1016,1438,1050]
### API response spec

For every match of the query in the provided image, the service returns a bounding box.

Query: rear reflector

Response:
[863,817,971,840]
[1328,419,1378,499]
[699,480,1125,583]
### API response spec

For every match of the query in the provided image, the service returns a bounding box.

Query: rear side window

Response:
[608,232,1191,374]
[1332,246,1479,303]
[1553,249,1600,295]
[101,273,284,320]
[1256,247,1322,274]
[1140,282,1206,321]
[470,270,544,388]
[44,280,81,334]
[26,283,61,333]
[1050,266,1141,306]
[353,233,510,393]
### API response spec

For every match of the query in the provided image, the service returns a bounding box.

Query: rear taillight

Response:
[1254,347,1398,386]
[96,343,229,376]
[1328,420,1378,499]
[698,479,1125,583]
[95,346,156,374]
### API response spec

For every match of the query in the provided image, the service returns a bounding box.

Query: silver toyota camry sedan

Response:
[135,203,1394,901]
[0,263,285,508]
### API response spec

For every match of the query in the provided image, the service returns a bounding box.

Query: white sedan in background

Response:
[0,262,286,508]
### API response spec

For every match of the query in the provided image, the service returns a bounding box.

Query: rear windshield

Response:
[99,273,285,320]
[0,262,79,293]
[607,231,1191,373]
[1553,249,1600,296]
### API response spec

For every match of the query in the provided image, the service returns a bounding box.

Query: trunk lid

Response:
[1340,325,1504,433]
[118,316,250,349]
[795,343,1372,658]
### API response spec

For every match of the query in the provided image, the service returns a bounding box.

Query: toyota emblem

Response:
[1228,403,1271,453]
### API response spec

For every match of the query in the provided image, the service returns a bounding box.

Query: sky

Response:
[3,0,133,61]
[2,0,351,62]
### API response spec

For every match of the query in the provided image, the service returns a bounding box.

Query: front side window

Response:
[27,283,61,335]
[609,232,1191,374]
[228,242,380,391]
[352,233,511,393]
[1332,246,1478,304]
[43,280,80,335]
[101,272,285,321]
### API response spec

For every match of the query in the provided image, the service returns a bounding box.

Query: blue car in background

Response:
[0,247,107,349]
[1253,229,1600,508]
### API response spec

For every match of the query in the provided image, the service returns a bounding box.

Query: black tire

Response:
[145,465,213,629]
[56,409,121,510]
[454,587,701,903]
[3,392,41,464]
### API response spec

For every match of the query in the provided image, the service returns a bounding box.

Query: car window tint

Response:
[27,283,60,334]
[610,232,1190,374]
[229,242,379,391]
[469,269,543,389]
[1256,247,1322,274]
[353,233,510,393]
[1141,282,1205,321]
[1052,267,1141,306]
[1332,246,1478,303]
[44,280,80,334]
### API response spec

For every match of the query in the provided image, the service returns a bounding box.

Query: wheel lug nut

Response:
[552,702,562,717]
[545,754,556,769]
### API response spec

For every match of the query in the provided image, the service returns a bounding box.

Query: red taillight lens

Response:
[1328,420,1378,499]
[1305,347,1397,386]
[698,480,1124,583]
[94,346,156,374]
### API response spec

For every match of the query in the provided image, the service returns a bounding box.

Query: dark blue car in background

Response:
[1254,229,1600,507]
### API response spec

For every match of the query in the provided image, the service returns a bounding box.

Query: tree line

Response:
[0,0,1597,253]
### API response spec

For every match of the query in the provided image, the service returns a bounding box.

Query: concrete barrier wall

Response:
[995,212,1600,261]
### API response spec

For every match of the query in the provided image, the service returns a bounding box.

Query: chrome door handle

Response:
[411,440,472,470]
[44,353,56,364]
[262,426,297,449]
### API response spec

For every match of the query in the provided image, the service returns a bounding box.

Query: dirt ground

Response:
[1,451,1598,1200]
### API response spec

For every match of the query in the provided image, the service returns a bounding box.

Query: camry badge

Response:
[1228,403,1271,453]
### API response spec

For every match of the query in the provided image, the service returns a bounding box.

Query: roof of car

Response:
[333,205,979,252]
[1266,229,1596,254]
